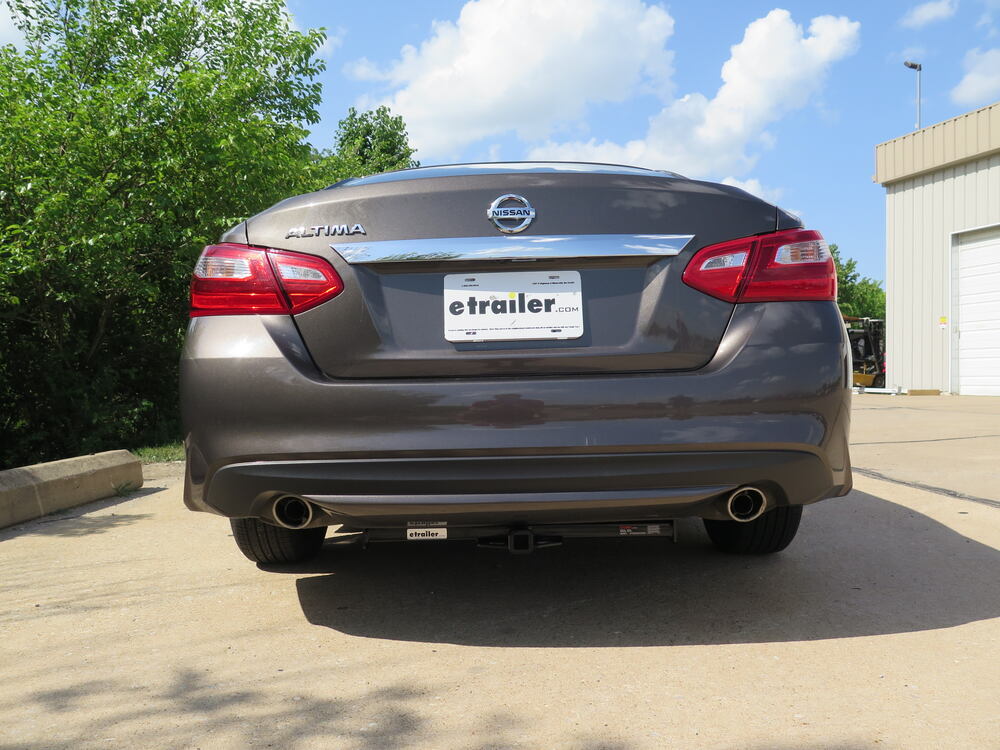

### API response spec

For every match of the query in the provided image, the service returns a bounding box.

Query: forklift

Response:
[844,316,886,388]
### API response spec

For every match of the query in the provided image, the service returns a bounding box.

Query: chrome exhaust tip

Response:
[726,486,767,523]
[272,496,314,530]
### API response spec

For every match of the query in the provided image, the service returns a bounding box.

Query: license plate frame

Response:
[443,270,584,343]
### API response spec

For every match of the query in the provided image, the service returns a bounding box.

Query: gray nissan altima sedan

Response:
[180,162,851,565]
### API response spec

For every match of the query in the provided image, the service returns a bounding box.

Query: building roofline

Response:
[875,100,1000,186]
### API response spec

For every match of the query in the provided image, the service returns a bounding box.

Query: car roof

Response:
[328,161,686,189]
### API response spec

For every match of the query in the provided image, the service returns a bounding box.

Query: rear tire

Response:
[230,518,326,564]
[703,505,802,554]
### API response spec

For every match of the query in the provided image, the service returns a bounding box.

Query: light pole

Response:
[904,61,922,130]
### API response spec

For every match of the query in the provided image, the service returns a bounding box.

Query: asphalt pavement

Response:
[1,395,998,749]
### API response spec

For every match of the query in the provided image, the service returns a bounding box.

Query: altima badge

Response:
[286,224,365,239]
[487,194,535,234]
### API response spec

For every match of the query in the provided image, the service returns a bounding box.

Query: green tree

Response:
[830,244,886,319]
[0,0,329,468]
[312,106,419,185]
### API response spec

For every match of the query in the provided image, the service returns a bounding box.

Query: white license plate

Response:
[443,271,584,342]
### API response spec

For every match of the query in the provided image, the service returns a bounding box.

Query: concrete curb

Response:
[0,450,143,529]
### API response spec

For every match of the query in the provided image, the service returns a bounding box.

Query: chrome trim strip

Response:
[331,234,694,264]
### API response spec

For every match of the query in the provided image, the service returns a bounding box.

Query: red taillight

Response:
[190,243,344,317]
[682,229,836,303]
[268,250,345,313]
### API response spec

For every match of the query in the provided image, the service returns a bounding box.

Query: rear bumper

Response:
[181,301,852,527]
[199,450,843,527]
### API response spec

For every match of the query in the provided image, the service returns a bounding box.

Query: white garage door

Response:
[958,229,1000,395]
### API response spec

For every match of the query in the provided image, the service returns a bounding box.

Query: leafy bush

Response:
[0,0,415,468]
[831,244,886,320]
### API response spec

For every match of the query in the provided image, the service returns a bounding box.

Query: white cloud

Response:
[977,9,1000,37]
[899,0,958,29]
[317,26,346,58]
[951,47,1000,106]
[343,56,385,81]
[528,10,860,179]
[720,177,784,204]
[355,0,676,161]
[1,4,24,48]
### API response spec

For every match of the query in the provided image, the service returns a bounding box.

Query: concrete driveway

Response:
[1,396,998,749]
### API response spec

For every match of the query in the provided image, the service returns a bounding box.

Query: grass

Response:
[113,480,143,497]
[133,441,185,463]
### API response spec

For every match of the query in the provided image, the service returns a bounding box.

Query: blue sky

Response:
[281,0,1000,283]
[5,1,999,281]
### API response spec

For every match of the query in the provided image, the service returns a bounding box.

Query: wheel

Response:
[872,373,885,388]
[703,505,802,554]
[230,518,326,564]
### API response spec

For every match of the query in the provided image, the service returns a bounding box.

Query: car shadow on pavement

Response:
[291,490,1000,647]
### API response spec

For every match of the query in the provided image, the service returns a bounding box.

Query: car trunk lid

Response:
[243,168,786,378]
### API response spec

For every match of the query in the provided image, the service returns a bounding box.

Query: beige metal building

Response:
[875,101,1000,395]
